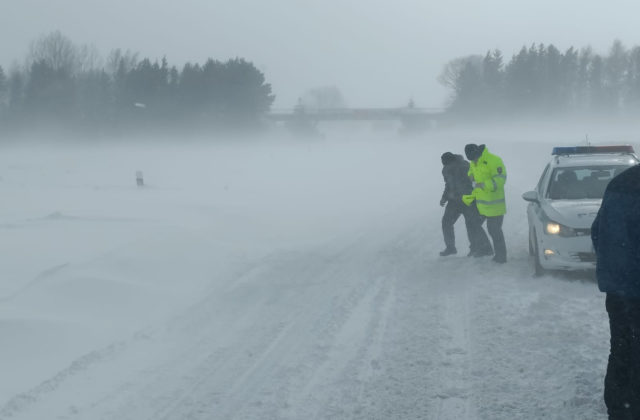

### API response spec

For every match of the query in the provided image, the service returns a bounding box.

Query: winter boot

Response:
[439,247,457,257]
[474,248,494,258]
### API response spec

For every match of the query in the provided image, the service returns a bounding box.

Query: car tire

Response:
[528,227,534,256]
[532,230,547,277]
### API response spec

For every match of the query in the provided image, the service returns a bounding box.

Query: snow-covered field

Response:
[0,126,633,419]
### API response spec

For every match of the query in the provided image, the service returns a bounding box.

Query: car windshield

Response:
[547,165,632,199]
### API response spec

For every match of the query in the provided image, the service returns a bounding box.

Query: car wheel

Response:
[532,231,546,277]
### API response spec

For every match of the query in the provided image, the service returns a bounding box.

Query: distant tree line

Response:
[441,40,640,118]
[0,31,275,134]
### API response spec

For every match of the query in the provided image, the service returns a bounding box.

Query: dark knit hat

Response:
[441,152,455,165]
[464,144,484,160]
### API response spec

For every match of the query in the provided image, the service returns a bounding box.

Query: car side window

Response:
[536,164,550,195]
[546,165,630,200]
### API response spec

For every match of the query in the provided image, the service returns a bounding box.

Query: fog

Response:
[3,1,640,418]
[0,124,636,418]
[3,0,640,108]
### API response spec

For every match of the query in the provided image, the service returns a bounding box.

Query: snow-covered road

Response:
[0,129,624,419]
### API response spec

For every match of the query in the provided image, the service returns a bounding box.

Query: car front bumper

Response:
[537,234,596,271]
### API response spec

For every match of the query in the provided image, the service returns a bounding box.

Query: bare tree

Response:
[438,55,483,90]
[106,48,139,76]
[77,44,103,73]
[27,31,78,75]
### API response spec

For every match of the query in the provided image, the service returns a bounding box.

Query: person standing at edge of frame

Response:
[592,163,640,420]
[462,143,507,263]
[439,151,493,257]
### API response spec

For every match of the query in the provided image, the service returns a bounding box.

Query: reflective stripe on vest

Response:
[476,198,506,205]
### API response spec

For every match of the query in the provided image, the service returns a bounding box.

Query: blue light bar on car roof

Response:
[552,145,635,155]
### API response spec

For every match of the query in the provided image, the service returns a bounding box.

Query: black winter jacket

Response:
[592,164,640,296]
[441,154,473,204]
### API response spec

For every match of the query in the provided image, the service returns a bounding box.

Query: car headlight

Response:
[545,222,577,237]
[546,222,560,234]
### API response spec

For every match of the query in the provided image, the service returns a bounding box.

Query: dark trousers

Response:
[485,215,506,261]
[605,293,640,420]
[442,200,492,253]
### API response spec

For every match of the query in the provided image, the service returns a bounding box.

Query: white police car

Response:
[522,145,639,275]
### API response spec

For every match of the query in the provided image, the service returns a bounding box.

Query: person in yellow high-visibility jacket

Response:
[462,144,507,263]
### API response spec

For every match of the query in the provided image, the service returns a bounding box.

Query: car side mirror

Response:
[522,191,539,203]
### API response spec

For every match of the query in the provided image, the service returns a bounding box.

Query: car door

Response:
[527,163,551,246]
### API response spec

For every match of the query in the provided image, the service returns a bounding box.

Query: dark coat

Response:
[441,154,473,203]
[592,164,640,296]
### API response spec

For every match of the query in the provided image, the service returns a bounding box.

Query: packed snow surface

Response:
[1,127,630,419]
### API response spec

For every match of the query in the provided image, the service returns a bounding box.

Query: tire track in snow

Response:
[2,212,539,420]
[97,260,312,420]
[50,233,399,420]
[169,237,401,420]
[434,287,476,420]
[286,273,396,419]
[0,340,127,419]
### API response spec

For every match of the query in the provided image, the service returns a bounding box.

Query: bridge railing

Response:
[267,107,445,122]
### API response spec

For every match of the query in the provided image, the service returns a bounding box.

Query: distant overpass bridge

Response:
[267,107,445,122]
[267,107,446,135]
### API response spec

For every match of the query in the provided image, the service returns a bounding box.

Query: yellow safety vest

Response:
[463,147,507,216]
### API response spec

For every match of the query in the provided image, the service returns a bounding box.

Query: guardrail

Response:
[267,107,445,122]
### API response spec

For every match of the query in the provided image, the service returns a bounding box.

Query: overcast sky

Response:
[2,0,639,108]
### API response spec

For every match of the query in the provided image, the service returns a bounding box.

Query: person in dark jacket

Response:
[439,152,493,257]
[592,164,640,419]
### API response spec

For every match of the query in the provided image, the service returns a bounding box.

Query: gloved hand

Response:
[440,199,447,207]
[462,194,475,206]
